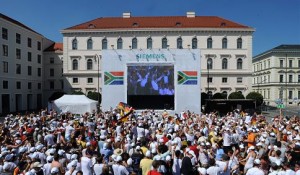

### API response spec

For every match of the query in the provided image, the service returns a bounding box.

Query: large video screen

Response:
[127,65,174,95]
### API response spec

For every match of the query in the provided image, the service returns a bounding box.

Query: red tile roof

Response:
[0,13,42,36]
[65,16,252,30]
[44,43,63,52]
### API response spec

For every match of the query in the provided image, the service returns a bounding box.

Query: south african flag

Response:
[104,71,124,85]
[177,71,198,85]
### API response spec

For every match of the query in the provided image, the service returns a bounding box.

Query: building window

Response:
[3,81,8,89]
[28,82,32,90]
[289,75,293,83]
[298,60,300,68]
[16,64,21,74]
[37,41,41,51]
[177,37,183,49]
[27,38,32,47]
[37,68,41,77]
[28,66,32,76]
[280,60,284,68]
[38,83,41,90]
[50,81,54,90]
[87,38,93,50]
[162,37,168,49]
[37,55,41,64]
[132,38,138,49]
[279,74,284,83]
[3,61,8,73]
[298,75,300,83]
[222,58,228,69]
[222,38,227,49]
[117,38,123,49]
[87,59,93,70]
[16,81,21,89]
[72,39,77,50]
[2,28,8,40]
[16,33,21,44]
[207,58,213,69]
[102,39,107,50]
[87,78,93,83]
[207,77,213,83]
[147,38,152,49]
[28,52,32,62]
[237,38,242,49]
[3,45,8,56]
[50,68,54,77]
[50,57,54,64]
[207,37,212,48]
[192,38,197,49]
[237,77,243,83]
[73,78,78,83]
[222,77,228,83]
[289,60,293,68]
[288,91,293,99]
[72,59,78,70]
[16,49,21,59]
[237,58,243,69]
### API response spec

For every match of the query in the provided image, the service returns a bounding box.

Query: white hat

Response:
[239,144,245,149]
[19,147,27,153]
[270,132,276,137]
[51,167,59,174]
[30,147,36,153]
[145,150,151,157]
[254,159,261,165]
[166,155,171,161]
[5,154,13,161]
[16,140,22,144]
[127,158,133,165]
[249,146,255,150]
[49,148,56,155]
[151,148,157,154]
[188,150,196,157]
[71,154,78,160]
[32,161,43,168]
[116,155,122,162]
[35,144,43,151]
[58,150,65,156]
[70,160,78,167]
[47,156,53,162]
[135,146,141,151]
[256,142,263,146]
[198,167,207,175]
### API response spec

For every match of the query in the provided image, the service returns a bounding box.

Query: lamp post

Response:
[207,58,212,99]
[95,54,101,113]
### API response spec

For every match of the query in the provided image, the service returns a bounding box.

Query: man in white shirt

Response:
[246,159,264,175]
[65,122,75,142]
[206,159,222,175]
[81,155,93,175]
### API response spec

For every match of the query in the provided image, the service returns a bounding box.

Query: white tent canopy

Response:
[53,95,98,114]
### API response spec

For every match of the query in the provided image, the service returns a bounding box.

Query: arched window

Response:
[237,58,243,69]
[162,37,168,49]
[87,59,93,70]
[192,38,197,49]
[147,38,152,49]
[207,58,213,69]
[222,58,228,69]
[237,38,242,49]
[102,38,107,50]
[207,37,212,48]
[87,39,93,50]
[117,38,123,49]
[177,37,183,49]
[222,38,227,49]
[132,38,137,49]
[72,59,78,70]
[72,39,77,50]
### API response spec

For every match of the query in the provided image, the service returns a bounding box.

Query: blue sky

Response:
[1,0,299,56]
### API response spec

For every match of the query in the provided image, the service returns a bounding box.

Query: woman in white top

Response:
[241,146,256,174]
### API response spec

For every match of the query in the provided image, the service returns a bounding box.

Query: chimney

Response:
[123,12,131,18]
[186,11,196,18]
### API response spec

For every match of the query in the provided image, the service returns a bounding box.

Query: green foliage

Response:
[228,92,245,99]
[246,92,264,106]
[71,91,85,95]
[212,92,227,99]
[48,91,65,101]
[201,92,208,105]
[87,92,102,103]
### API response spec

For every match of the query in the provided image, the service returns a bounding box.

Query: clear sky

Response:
[1,0,299,56]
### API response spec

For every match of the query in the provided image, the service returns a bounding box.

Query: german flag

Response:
[117,102,134,122]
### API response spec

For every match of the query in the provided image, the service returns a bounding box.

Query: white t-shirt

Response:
[207,166,222,175]
[246,167,264,175]
[43,163,51,175]
[44,134,55,146]
[93,163,104,175]
[117,165,129,175]
[137,127,145,138]
[81,157,93,175]
[223,132,231,146]
[65,125,75,139]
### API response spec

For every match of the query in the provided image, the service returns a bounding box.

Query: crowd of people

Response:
[0,108,300,175]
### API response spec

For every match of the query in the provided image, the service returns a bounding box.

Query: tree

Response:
[246,92,263,106]
[48,91,65,101]
[228,92,245,99]
[212,92,226,99]
[71,91,84,95]
[87,92,102,103]
[201,92,208,105]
